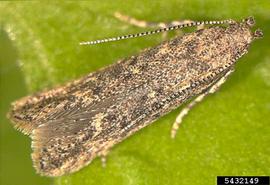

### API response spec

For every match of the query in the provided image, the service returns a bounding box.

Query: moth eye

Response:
[244,16,255,27]
[254,29,263,39]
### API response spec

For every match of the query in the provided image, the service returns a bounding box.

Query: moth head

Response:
[253,29,263,39]
[243,16,255,27]
[242,16,263,39]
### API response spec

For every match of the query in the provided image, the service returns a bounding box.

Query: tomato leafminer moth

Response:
[7,15,263,176]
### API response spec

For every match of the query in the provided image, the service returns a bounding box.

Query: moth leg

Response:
[98,149,110,168]
[171,69,234,138]
[171,93,206,139]
[114,12,194,39]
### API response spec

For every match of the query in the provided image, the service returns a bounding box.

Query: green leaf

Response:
[0,1,269,185]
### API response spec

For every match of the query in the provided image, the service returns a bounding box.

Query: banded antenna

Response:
[80,19,234,45]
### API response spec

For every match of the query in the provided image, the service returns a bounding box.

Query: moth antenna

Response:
[80,19,235,45]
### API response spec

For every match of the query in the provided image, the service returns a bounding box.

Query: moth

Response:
[7,15,263,176]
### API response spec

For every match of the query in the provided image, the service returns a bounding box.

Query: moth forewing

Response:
[7,17,262,176]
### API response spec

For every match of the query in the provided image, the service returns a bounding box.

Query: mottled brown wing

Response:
[31,84,152,176]
[7,78,91,135]
[8,25,239,136]
[7,59,128,135]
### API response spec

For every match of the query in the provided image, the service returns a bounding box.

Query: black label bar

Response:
[217,176,269,185]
